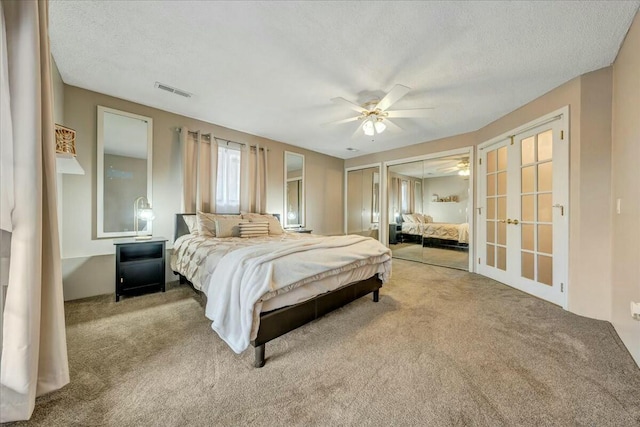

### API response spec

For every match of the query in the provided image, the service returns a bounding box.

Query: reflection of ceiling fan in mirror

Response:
[435,158,470,176]
[328,84,434,138]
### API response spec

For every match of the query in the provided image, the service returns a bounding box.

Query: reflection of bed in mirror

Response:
[399,213,469,249]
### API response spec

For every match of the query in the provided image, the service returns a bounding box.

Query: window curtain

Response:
[180,129,218,213]
[0,0,70,421]
[247,145,268,214]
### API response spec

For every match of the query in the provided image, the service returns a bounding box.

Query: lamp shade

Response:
[134,196,154,239]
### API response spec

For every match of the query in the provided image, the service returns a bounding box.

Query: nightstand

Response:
[389,223,402,244]
[114,237,167,302]
[286,228,312,234]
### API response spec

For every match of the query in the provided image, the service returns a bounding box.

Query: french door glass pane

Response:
[522,195,534,221]
[522,252,535,280]
[497,247,507,271]
[538,224,553,254]
[521,136,535,164]
[522,224,534,251]
[538,255,553,286]
[498,147,508,170]
[538,193,552,222]
[487,244,495,267]
[537,130,553,161]
[538,162,553,192]
[522,166,535,193]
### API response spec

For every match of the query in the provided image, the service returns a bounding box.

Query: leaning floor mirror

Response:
[97,106,153,238]
[284,151,305,228]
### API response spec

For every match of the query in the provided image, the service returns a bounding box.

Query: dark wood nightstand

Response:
[389,223,402,244]
[114,237,167,302]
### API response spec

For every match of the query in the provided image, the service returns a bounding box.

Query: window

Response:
[216,146,241,213]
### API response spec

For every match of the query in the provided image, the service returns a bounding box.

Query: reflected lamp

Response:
[134,196,155,240]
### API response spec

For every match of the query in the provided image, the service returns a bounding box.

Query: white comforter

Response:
[205,235,391,353]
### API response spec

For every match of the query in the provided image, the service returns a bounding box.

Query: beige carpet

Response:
[392,242,469,270]
[11,260,640,426]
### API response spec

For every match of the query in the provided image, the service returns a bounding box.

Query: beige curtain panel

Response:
[0,0,70,422]
[181,129,219,213]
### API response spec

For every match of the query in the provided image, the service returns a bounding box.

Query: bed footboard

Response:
[251,275,382,368]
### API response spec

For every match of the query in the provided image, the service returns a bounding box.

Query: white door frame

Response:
[344,163,383,243]
[476,106,570,309]
[383,146,475,272]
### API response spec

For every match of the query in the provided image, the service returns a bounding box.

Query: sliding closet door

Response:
[346,167,380,239]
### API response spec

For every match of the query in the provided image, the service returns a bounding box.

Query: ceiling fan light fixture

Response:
[458,169,470,176]
[374,121,386,134]
[362,120,375,136]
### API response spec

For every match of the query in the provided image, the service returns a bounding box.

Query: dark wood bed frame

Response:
[173,213,382,368]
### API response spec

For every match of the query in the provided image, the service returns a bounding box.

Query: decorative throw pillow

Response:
[197,212,242,237]
[239,221,269,238]
[183,215,198,234]
[413,213,425,224]
[241,213,284,235]
[424,215,433,223]
[215,217,248,238]
[402,214,414,223]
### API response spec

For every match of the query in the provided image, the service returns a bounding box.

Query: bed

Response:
[400,216,469,248]
[171,213,392,367]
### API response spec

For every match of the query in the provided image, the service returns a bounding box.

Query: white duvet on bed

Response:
[171,233,392,353]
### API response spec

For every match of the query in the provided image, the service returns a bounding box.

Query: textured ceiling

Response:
[49,1,639,159]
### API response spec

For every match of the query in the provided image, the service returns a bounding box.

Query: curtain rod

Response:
[177,127,269,151]
[176,128,211,139]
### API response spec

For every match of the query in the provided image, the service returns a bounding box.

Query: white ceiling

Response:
[49,1,639,160]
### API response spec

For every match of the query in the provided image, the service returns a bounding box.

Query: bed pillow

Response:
[215,217,248,238]
[197,212,242,237]
[413,213,425,224]
[183,215,198,235]
[242,213,284,235]
[239,221,269,238]
[402,214,414,223]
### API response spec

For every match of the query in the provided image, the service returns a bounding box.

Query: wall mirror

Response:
[284,151,304,228]
[97,106,153,238]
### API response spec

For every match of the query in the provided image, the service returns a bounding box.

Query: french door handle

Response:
[498,219,506,223]
[553,204,564,216]
[507,219,520,225]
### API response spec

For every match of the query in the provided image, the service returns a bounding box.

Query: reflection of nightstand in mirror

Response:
[389,223,402,244]
[286,227,312,234]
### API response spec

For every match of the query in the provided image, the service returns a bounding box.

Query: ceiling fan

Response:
[328,84,433,138]
[435,158,470,176]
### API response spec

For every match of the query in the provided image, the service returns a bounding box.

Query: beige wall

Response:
[611,11,640,364]
[346,66,618,324]
[61,85,343,300]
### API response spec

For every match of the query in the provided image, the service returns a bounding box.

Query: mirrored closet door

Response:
[346,166,380,240]
[388,153,471,270]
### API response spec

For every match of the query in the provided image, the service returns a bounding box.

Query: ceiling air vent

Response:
[154,82,192,98]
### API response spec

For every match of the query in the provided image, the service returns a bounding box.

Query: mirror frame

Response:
[283,151,305,228]
[97,105,153,238]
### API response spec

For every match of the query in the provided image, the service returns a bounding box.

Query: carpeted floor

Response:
[392,242,469,270]
[12,259,640,426]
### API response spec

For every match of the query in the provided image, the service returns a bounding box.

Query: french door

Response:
[478,117,568,307]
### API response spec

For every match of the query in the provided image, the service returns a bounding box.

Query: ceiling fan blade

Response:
[386,108,434,118]
[331,97,367,114]
[350,120,366,139]
[322,116,361,126]
[376,84,411,112]
[383,118,403,133]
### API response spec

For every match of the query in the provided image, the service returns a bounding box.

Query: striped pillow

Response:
[239,221,269,238]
